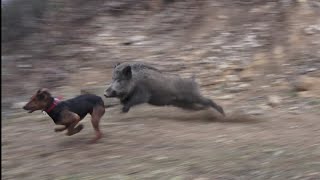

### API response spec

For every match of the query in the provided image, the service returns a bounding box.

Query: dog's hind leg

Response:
[89,105,105,143]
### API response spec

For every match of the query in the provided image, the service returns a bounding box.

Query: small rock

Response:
[81,47,96,52]
[170,176,184,180]
[218,63,231,70]
[84,81,98,85]
[238,83,251,88]
[289,110,300,115]
[292,175,303,179]
[225,75,240,82]
[289,107,299,111]
[79,67,93,70]
[289,125,299,129]
[306,172,320,176]
[297,91,315,98]
[267,95,282,107]
[226,87,246,93]
[240,70,255,81]
[226,83,250,93]
[259,104,272,110]
[124,35,147,45]
[217,94,234,100]
[248,109,264,115]
[217,135,227,138]
[16,64,32,68]
[293,76,320,91]
[273,150,285,156]
[154,156,168,161]
[107,155,122,159]
[260,85,271,89]
[250,7,263,13]
[305,68,318,73]
[217,15,228,19]
[110,175,130,180]
[304,25,320,35]
[193,178,209,180]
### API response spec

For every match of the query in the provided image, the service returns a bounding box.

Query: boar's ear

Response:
[114,62,121,69]
[122,66,132,79]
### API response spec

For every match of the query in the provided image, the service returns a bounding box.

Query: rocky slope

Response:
[2,1,320,179]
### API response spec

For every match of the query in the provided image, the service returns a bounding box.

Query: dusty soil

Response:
[2,0,320,179]
[2,105,320,179]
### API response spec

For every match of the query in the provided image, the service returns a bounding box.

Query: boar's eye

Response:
[122,66,132,79]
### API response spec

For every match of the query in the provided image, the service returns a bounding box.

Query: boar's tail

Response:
[191,75,196,81]
[134,63,161,72]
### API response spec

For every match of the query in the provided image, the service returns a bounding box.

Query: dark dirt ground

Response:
[2,0,320,179]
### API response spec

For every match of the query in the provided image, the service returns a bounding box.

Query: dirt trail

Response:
[2,0,320,179]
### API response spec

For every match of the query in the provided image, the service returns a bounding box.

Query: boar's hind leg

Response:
[197,97,225,116]
[122,90,150,113]
[173,100,203,110]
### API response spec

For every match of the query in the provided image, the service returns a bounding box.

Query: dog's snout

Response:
[23,105,31,111]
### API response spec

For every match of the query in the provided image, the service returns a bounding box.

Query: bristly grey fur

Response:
[105,62,225,116]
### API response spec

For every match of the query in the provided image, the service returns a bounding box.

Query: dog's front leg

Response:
[60,110,84,136]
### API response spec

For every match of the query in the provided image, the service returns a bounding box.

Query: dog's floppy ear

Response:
[38,88,49,93]
[37,88,50,100]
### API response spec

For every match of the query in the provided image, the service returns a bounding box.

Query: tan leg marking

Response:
[89,105,105,143]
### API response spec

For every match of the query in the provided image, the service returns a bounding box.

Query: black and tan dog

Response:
[23,88,105,143]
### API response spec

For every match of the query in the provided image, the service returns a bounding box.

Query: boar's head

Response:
[105,64,134,99]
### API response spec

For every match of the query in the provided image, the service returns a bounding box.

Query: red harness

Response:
[45,97,62,113]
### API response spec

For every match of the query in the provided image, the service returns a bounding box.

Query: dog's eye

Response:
[37,94,45,100]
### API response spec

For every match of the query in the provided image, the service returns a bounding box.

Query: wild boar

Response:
[104,62,225,116]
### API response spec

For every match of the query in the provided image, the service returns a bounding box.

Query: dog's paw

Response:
[65,131,72,136]
[88,133,102,144]
[76,124,84,132]
[65,124,84,136]
[54,126,67,132]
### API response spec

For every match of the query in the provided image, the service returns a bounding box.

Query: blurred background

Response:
[2,0,320,179]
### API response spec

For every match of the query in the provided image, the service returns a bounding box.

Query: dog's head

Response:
[23,88,53,113]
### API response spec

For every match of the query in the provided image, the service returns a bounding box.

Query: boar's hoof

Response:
[122,106,130,113]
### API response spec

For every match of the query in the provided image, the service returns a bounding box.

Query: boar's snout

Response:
[104,87,117,98]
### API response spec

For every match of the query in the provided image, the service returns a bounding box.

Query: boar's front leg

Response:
[122,89,150,113]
